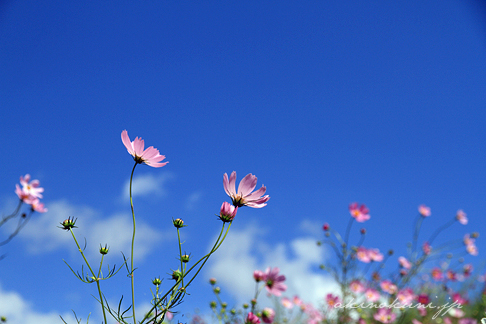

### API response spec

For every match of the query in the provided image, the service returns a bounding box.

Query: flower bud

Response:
[181,254,190,263]
[152,277,162,285]
[171,269,182,281]
[251,298,257,306]
[60,217,77,230]
[325,232,330,237]
[221,302,227,308]
[388,250,394,256]
[0,317,6,323]
[323,223,330,231]
[209,278,217,285]
[173,218,185,228]
[360,228,366,234]
[219,202,238,223]
[210,301,217,308]
[243,303,249,309]
[99,244,109,255]
[230,309,236,315]
[472,232,479,238]
[213,287,221,294]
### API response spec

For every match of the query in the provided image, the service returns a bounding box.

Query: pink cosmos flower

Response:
[264,267,287,296]
[365,288,380,302]
[368,248,384,262]
[463,264,473,277]
[356,247,371,263]
[398,256,412,269]
[293,296,302,306]
[30,198,47,213]
[349,202,370,222]
[458,319,477,324]
[373,308,396,323]
[350,280,365,293]
[397,288,415,305]
[418,204,431,217]
[452,292,468,305]
[325,293,340,308]
[253,270,265,282]
[422,242,431,255]
[223,171,270,208]
[261,308,275,323]
[380,280,397,294]
[245,312,261,324]
[431,268,443,281]
[281,297,293,309]
[121,130,168,168]
[456,210,468,225]
[15,174,44,202]
[219,201,237,222]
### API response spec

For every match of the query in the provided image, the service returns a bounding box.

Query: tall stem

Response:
[129,162,138,324]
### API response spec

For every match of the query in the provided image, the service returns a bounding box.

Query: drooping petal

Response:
[121,130,135,155]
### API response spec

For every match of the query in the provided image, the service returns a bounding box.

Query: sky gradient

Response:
[1,1,485,323]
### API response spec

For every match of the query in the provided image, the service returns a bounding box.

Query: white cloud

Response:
[18,199,176,261]
[121,173,174,200]
[0,284,78,324]
[185,192,202,211]
[206,221,339,308]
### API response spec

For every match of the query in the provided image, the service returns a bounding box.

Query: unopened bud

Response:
[60,217,77,231]
[210,301,217,308]
[152,277,162,285]
[323,223,330,231]
[181,254,190,263]
[209,278,217,285]
[213,287,221,294]
[99,244,109,255]
[360,228,366,234]
[171,269,182,281]
[471,232,479,238]
[173,218,185,228]
[251,298,257,306]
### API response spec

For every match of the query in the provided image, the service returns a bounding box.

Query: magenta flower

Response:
[121,130,168,168]
[325,293,341,308]
[264,267,287,296]
[261,308,275,323]
[253,270,265,282]
[245,312,261,324]
[223,171,270,208]
[418,204,431,217]
[219,202,238,223]
[349,202,370,222]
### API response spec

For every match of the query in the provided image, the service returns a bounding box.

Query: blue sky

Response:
[1,0,486,323]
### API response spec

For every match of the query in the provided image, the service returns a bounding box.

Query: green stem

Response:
[69,228,108,324]
[129,162,138,324]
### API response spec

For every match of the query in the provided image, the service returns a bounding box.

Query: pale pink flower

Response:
[281,297,293,309]
[368,248,383,262]
[325,293,340,308]
[422,242,431,255]
[245,312,261,324]
[293,295,302,306]
[456,210,468,225]
[261,308,275,323]
[444,318,453,324]
[418,204,431,217]
[449,307,465,318]
[356,247,371,263]
[464,234,474,246]
[397,288,415,305]
[373,308,396,323]
[350,280,365,293]
[223,171,270,208]
[30,198,47,213]
[121,130,168,168]
[349,202,370,222]
[398,256,412,269]
[264,267,286,296]
[380,280,397,294]
[365,288,380,302]
[15,174,44,202]
[466,243,478,256]
[412,320,423,324]
[219,201,238,222]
